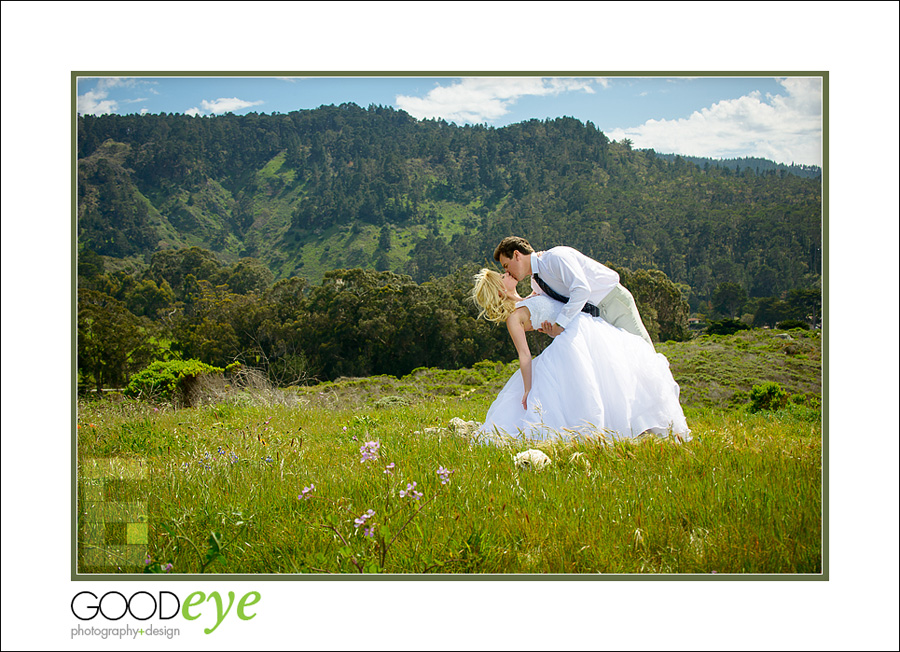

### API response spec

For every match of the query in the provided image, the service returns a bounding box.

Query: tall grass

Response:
[76,391,821,575]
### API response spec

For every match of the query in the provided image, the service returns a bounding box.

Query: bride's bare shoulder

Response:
[507,303,533,331]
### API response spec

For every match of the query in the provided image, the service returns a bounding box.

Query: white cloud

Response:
[608,77,823,166]
[77,89,118,115]
[396,77,601,124]
[76,78,158,115]
[195,97,265,115]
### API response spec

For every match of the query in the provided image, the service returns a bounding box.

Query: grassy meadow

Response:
[76,328,822,575]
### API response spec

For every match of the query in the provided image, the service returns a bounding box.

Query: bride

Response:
[471,269,690,442]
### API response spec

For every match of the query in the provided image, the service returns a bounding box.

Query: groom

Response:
[494,236,654,346]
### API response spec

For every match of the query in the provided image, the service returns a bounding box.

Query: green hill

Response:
[78,105,821,309]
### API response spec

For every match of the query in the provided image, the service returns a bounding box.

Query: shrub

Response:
[728,389,750,408]
[706,318,751,336]
[125,359,224,403]
[373,396,411,409]
[776,319,810,331]
[789,392,821,410]
[749,381,789,412]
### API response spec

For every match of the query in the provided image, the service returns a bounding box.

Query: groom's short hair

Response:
[494,236,534,261]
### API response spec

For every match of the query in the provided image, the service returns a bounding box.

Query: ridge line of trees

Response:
[77,246,819,392]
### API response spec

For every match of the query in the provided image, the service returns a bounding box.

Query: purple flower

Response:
[359,440,380,463]
[163,563,173,573]
[363,527,375,538]
[399,481,423,501]
[144,555,151,566]
[436,466,452,485]
[354,509,376,529]
[384,462,395,475]
[299,484,315,500]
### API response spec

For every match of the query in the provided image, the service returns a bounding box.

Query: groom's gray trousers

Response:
[597,284,654,348]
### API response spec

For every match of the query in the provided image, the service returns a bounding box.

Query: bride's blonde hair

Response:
[471,268,516,324]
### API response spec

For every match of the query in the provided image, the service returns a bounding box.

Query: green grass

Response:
[658,328,821,408]
[76,330,822,575]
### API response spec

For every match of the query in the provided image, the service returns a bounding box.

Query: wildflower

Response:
[144,554,151,566]
[359,440,380,463]
[363,527,375,538]
[163,563,173,573]
[298,484,315,500]
[384,462,395,475]
[436,466,452,485]
[354,509,376,529]
[263,456,273,463]
[399,481,423,501]
[343,426,348,432]
[218,446,225,455]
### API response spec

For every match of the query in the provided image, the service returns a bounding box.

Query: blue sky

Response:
[76,75,823,166]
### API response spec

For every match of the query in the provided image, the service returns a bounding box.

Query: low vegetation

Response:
[76,328,822,575]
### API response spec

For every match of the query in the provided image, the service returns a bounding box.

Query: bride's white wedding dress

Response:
[479,294,690,442]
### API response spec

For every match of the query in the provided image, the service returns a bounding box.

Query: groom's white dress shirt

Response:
[529,247,620,329]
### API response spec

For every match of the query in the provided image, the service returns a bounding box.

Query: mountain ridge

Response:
[77,105,821,307]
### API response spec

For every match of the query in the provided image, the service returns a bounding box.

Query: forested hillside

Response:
[653,153,821,179]
[77,104,821,310]
[76,104,822,391]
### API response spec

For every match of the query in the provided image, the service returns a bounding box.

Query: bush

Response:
[125,359,224,403]
[706,318,751,336]
[749,381,789,412]
[373,396,411,409]
[776,319,810,331]
[789,392,821,410]
[728,389,750,408]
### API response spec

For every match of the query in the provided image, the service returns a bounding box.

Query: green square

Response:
[127,522,149,545]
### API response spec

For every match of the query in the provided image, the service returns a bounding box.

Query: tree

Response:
[712,282,748,319]
[78,289,159,391]
[168,281,245,367]
[123,278,175,318]
[753,296,791,328]
[221,258,274,295]
[615,267,691,342]
[785,287,821,327]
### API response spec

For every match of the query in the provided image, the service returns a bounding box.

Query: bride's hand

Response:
[521,393,529,410]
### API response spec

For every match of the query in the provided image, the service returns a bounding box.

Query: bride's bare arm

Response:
[506,308,533,410]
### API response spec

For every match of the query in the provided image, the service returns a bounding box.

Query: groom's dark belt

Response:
[533,274,601,317]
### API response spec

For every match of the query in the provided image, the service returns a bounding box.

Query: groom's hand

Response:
[539,321,564,338]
